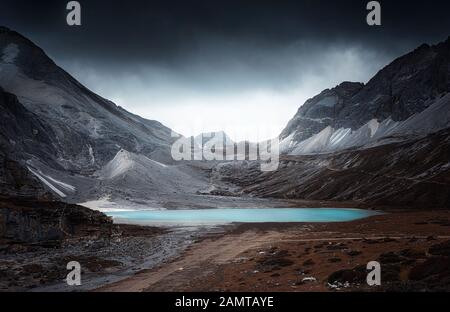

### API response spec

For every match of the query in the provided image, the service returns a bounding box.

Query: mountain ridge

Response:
[280,36,450,154]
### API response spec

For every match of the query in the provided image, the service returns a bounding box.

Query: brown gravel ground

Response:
[97,210,450,292]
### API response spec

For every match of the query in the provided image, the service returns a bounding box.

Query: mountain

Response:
[280,37,450,155]
[217,127,450,209]
[0,26,200,203]
[213,37,450,209]
[2,26,450,209]
[0,26,175,170]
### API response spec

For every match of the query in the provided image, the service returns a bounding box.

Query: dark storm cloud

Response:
[2,0,450,65]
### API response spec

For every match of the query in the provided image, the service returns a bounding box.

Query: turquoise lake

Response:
[105,208,381,225]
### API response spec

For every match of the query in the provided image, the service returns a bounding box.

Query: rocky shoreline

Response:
[0,198,208,291]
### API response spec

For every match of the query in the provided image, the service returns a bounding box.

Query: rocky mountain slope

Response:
[280,37,450,155]
[215,127,450,209]
[0,27,175,171]
[0,26,213,204]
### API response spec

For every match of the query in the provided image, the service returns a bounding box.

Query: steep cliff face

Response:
[280,82,364,143]
[280,37,450,154]
[0,153,51,200]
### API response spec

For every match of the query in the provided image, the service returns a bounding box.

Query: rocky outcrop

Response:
[0,152,51,200]
[280,82,364,143]
[0,198,113,244]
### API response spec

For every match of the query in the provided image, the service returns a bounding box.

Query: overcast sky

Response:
[2,0,450,141]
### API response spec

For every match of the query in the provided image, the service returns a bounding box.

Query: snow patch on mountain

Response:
[44,175,76,192]
[88,145,95,165]
[27,166,67,198]
[148,158,168,168]
[288,91,450,156]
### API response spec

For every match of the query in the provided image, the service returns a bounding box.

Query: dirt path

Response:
[95,227,450,292]
[95,231,284,292]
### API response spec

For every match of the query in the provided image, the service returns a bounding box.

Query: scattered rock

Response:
[381,264,401,282]
[328,281,350,290]
[302,259,315,266]
[345,250,362,257]
[398,249,426,259]
[328,265,366,285]
[378,252,405,264]
[21,264,43,274]
[255,250,294,272]
[270,273,280,277]
[428,240,450,257]
[409,257,450,281]
[326,243,347,250]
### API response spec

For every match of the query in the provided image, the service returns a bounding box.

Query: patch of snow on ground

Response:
[79,196,163,212]
[79,197,134,212]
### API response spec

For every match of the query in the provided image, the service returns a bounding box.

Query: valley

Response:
[0,25,449,292]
